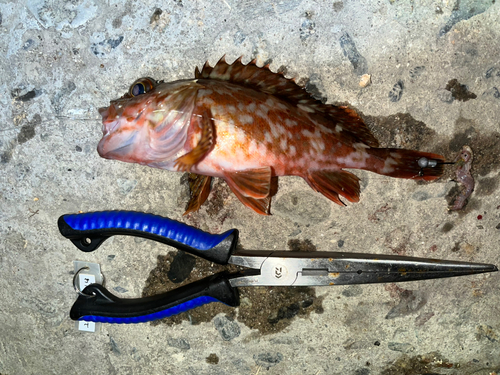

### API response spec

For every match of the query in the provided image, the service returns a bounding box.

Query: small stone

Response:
[206,353,219,364]
[388,342,415,353]
[388,80,404,102]
[214,315,241,341]
[167,337,190,350]
[253,352,283,369]
[116,178,137,195]
[359,74,371,87]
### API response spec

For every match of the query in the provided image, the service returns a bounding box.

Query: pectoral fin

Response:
[223,167,272,199]
[306,170,360,205]
[174,109,214,172]
[183,173,212,215]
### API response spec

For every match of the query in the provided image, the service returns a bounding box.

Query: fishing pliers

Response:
[58,211,497,324]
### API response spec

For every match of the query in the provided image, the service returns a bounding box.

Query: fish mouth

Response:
[98,104,121,136]
[97,133,136,160]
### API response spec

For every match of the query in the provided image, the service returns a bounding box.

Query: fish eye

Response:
[129,77,156,97]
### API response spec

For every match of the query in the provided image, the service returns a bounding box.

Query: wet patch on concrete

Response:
[179,175,235,229]
[142,245,325,334]
[287,238,317,252]
[475,175,499,196]
[381,352,454,375]
[448,117,500,178]
[363,112,439,152]
[204,179,233,218]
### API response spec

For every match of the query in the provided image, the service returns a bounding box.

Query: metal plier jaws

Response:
[59,211,497,324]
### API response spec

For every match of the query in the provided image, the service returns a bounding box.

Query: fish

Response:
[97,56,445,215]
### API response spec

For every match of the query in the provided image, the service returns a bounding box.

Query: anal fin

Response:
[306,170,360,206]
[223,167,272,215]
[183,173,212,215]
[223,167,271,199]
[228,186,271,215]
[174,109,214,172]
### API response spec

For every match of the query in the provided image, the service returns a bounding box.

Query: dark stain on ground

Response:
[17,114,40,144]
[445,79,477,102]
[1,149,13,163]
[363,113,440,153]
[11,89,38,102]
[178,174,234,226]
[448,117,500,178]
[204,178,232,218]
[476,175,499,196]
[441,222,454,233]
[381,352,454,375]
[142,241,324,334]
[287,238,317,252]
[206,353,219,364]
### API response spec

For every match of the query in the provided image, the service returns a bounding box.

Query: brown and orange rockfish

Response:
[97,56,444,215]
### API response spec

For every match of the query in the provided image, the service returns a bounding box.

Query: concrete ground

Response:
[1,0,499,374]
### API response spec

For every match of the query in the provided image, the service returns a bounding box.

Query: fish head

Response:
[97,77,197,166]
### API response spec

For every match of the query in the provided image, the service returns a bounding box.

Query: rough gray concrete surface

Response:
[1,0,500,374]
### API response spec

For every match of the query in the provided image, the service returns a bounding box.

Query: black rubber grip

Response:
[70,273,240,324]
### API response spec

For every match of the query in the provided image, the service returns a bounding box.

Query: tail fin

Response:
[367,148,445,181]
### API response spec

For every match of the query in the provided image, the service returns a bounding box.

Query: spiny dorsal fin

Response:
[194,56,379,147]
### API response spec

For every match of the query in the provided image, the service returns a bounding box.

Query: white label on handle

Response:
[78,321,96,332]
[78,273,96,291]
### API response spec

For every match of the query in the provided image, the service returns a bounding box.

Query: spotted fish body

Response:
[98,57,444,215]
